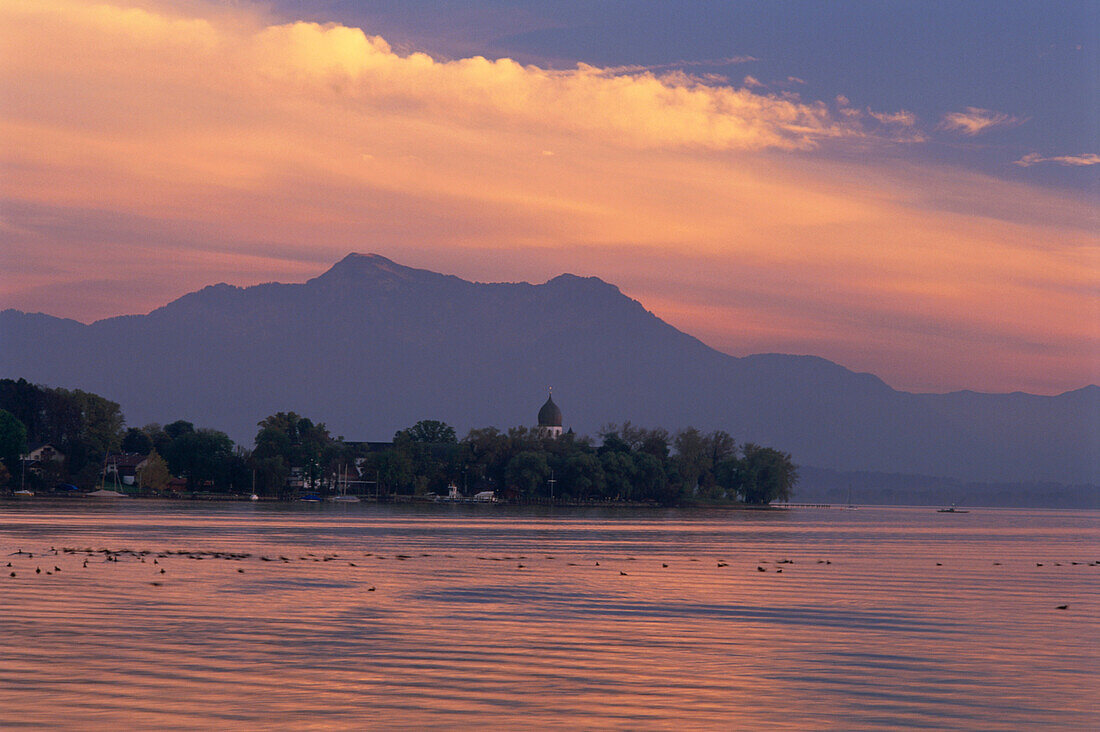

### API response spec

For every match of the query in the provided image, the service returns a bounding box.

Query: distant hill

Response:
[2,253,1097,485]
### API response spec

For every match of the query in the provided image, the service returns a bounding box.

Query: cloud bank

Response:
[0,0,1096,394]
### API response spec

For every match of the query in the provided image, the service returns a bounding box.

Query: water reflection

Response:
[0,502,1096,729]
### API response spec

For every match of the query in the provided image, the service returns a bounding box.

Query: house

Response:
[103,452,150,486]
[286,466,306,491]
[22,443,65,477]
[24,443,64,464]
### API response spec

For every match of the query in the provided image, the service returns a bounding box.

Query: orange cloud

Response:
[939,107,1026,136]
[0,0,1096,394]
[1015,152,1100,167]
[869,109,917,127]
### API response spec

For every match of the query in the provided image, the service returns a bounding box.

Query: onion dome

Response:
[538,391,562,427]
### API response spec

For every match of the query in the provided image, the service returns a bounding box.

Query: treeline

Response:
[380,421,798,505]
[0,378,125,486]
[0,378,797,504]
[0,378,252,492]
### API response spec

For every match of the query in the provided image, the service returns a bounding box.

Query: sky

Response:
[1,0,1097,394]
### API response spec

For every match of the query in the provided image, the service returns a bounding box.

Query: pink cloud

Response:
[1015,152,1100,167]
[939,107,1026,136]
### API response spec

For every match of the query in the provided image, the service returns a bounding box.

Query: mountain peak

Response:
[544,272,625,300]
[309,252,443,287]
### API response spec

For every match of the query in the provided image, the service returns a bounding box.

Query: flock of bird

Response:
[4,545,1091,610]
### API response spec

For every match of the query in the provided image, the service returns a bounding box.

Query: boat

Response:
[88,489,126,498]
[14,456,33,496]
[937,504,968,513]
[298,493,322,502]
[844,485,857,509]
[96,452,128,497]
[328,465,361,502]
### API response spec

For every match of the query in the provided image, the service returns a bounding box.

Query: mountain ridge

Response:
[2,253,1096,484]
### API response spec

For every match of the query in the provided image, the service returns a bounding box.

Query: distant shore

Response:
[2,490,793,509]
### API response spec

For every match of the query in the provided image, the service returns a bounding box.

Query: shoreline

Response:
[2,491,788,510]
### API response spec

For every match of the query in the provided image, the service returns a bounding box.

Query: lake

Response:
[0,501,1096,730]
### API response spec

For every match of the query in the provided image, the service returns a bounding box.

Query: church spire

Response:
[537,389,563,437]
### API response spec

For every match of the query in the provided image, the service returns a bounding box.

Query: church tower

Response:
[537,389,563,438]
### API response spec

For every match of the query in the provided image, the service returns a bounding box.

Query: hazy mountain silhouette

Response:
[2,253,1096,484]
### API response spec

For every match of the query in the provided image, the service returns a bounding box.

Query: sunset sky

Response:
[1,0,1096,394]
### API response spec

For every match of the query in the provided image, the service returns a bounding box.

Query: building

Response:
[537,389,563,438]
[24,443,63,464]
[22,443,65,478]
[103,452,150,486]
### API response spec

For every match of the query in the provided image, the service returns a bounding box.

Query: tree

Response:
[463,427,511,490]
[395,419,457,444]
[34,387,124,476]
[164,420,195,440]
[706,430,736,465]
[74,389,125,457]
[253,412,334,491]
[597,430,631,456]
[620,422,671,459]
[0,409,27,468]
[673,427,710,492]
[738,444,799,504]
[714,455,741,497]
[121,427,153,454]
[632,452,671,503]
[167,429,234,490]
[138,449,171,493]
[252,455,290,498]
[506,451,550,496]
[600,450,636,499]
[369,450,414,495]
[0,380,41,446]
[559,452,605,500]
[144,424,173,456]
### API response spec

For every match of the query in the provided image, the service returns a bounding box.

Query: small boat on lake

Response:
[328,465,361,502]
[13,488,34,497]
[937,504,968,513]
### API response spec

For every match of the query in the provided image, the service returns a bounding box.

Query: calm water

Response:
[0,501,1096,730]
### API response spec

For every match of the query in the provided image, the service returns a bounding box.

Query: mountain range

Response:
[2,253,1096,485]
